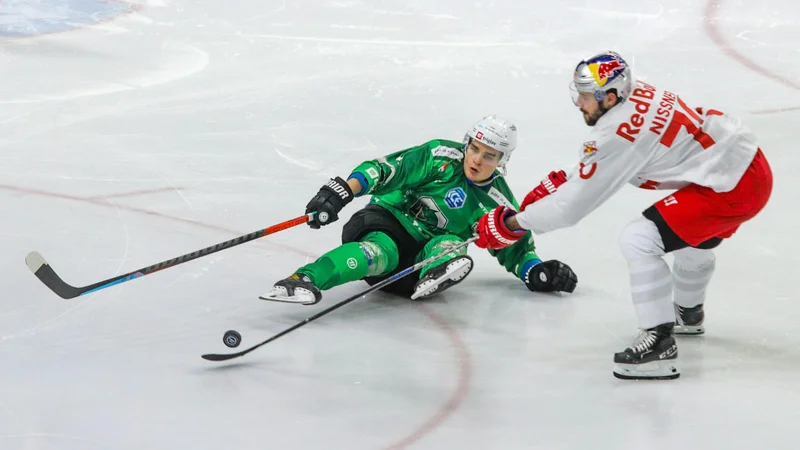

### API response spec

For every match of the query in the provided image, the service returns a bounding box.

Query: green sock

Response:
[296,243,370,290]
[296,232,400,291]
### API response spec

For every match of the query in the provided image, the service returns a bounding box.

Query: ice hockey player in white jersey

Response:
[473,51,773,380]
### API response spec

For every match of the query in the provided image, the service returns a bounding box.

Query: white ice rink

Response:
[1,0,798,448]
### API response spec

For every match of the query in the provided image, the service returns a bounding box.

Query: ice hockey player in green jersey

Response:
[261,116,578,305]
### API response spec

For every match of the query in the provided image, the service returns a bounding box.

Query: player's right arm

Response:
[475,134,652,249]
[513,135,651,234]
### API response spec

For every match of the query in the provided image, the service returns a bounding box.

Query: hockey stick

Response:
[26,214,313,299]
[202,236,477,362]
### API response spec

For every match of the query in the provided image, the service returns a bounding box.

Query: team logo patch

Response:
[582,141,598,158]
[347,257,358,269]
[587,55,626,87]
[444,187,467,209]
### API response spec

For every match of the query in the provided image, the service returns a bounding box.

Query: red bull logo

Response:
[583,141,597,156]
[588,58,624,87]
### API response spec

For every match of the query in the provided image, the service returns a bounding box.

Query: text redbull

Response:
[615,80,657,143]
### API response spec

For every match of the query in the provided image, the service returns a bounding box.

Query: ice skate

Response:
[613,323,680,380]
[259,273,322,305]
[674,303,705,335]
[411,255,473,300]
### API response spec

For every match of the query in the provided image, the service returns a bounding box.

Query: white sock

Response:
[619,217,674,329]
[672,247,715,308]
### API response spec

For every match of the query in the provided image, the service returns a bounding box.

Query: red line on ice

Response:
[704,0,800,92]
[0,183,312,257]
[384,303,473,450]
[751,105,800,115]
[86,186,185,200]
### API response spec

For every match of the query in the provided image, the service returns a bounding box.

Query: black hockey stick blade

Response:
[25,251,83,299]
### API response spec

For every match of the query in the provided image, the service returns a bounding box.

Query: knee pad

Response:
[619,217,667,262]
[673,247,716,271]
[360,232,399,277]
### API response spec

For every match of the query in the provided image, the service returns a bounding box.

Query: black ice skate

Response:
[259,273,322,305]
[411,255,473,300]
[674,303,705,335]
[613,323,679,380]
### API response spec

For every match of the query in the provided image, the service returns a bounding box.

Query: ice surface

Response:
[1,0,798,448]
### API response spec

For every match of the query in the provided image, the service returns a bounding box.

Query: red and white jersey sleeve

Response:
[516,79,760,235]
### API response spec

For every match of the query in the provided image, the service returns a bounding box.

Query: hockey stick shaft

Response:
[26,214,313,299]
[202,236,477,361]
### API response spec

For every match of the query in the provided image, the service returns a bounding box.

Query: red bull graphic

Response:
[583,141,598,156]
[588,58,625,87]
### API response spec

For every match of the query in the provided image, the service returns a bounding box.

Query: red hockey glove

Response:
[475,206,524,250]
[521,170,568,211]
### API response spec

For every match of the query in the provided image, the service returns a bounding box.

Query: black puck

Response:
[223,330,242,348]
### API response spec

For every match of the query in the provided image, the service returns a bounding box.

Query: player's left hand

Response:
[475,206,524,250]
[523,260,577,293]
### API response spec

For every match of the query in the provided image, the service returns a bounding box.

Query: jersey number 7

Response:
[660,97,723,150]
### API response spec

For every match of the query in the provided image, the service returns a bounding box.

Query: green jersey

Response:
[348,139,542,279]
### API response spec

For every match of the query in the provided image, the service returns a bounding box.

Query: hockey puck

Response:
[223,330,242,348]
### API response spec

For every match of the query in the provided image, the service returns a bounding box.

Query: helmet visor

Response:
[569,81,579,106]
[569,81,596,107]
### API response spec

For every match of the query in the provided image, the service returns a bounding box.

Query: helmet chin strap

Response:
[498,164,507,177]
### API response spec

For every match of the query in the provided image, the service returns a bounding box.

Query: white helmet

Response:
[463,115,517,166]
[570,51,633,105]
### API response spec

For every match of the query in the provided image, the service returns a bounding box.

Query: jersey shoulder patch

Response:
[487,186,517,210]
[431,145,464,161]
[580,140,599,162]
[426,139,465,161]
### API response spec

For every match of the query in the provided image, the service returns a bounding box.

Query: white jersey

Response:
[516,79,760,234]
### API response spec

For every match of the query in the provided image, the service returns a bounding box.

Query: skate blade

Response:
[258,293,316,305]
[613,360,680,380]
[674,324,705,335]
[410,258,473,300]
